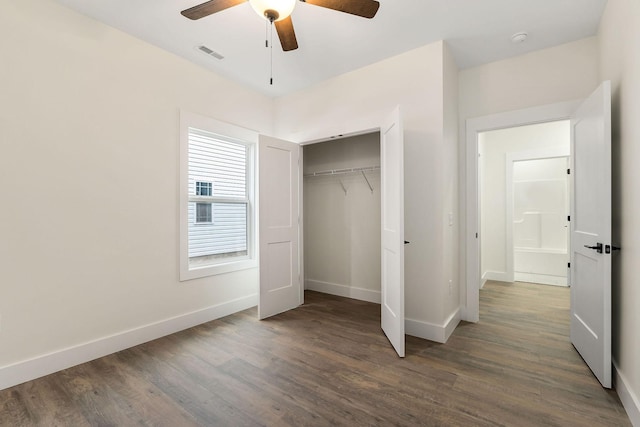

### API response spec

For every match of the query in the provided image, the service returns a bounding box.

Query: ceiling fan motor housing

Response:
[264,9,280,22]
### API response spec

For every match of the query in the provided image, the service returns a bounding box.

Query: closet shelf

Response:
[304,166,380,194]
[303,165,380,177]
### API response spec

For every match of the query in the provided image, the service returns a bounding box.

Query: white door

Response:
[258,135,301,319]
[570,81,612,388]
[381,107,405,357]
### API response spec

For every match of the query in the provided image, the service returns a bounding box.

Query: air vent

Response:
[197,45,224,60]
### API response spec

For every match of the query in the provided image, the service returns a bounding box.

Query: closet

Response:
[303,132,382,303]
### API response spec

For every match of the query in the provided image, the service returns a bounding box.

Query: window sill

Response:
[180,258,257,281]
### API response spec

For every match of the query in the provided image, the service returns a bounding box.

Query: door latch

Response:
[605,245,621,254]
[584,242,603,254]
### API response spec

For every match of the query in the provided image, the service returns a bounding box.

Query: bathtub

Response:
[514,247,568,286]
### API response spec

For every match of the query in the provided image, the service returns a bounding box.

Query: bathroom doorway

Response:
[479,120,570,287]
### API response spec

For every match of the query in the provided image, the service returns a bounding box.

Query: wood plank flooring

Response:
[0,281,631,426]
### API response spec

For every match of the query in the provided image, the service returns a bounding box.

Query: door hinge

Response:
[567,262,571,268]
[475,232,478,238]
[567,215,570,221]
[567,168,570,175]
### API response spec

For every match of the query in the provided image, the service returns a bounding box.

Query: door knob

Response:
[584,243,603,254]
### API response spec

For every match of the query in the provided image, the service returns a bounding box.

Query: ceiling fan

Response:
[181,0,381,52]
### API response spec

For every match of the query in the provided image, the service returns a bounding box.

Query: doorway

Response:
[302,132,382,303]
[478,121,570,288]
[464,100,580,323]
[259,106,406,356]
[464,83,612,388]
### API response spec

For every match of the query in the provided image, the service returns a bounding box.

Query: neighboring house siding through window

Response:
[188,129,248,260]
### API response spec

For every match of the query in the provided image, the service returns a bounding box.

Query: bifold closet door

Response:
[258,135,302,319]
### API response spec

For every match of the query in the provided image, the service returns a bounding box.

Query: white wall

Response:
[442,44,460,324]
[303,134,381,303]
[479,122,569,281]
[458,37,599,309]
[275,41,459,340]
[0,0,272,383]
[598,0,640,423]
[459,37,599,123]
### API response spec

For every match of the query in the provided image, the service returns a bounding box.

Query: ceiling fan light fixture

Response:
[249,0,297,22]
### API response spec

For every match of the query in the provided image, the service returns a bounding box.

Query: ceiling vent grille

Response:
[197,45,224,60]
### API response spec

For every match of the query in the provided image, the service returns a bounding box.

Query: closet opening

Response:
[302,132,382,303]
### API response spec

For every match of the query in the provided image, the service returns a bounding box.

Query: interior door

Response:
[258,135,301,319]
[381,107,405,357]
[570,81,612,388]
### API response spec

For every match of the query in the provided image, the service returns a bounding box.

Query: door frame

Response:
[463,100,580,322]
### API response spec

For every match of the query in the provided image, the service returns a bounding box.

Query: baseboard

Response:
[443,308,461,342]
[482,271,511,283]
[614,362,640,426]
[305,279,381,304]
[405,308,460,344]
[0,294,258,391]
[514,272,567,287]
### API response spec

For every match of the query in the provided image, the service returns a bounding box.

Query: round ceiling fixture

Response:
[511,32,528,43]
[249,0,297,22]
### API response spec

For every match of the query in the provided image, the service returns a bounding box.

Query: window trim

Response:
[179,110,258,281]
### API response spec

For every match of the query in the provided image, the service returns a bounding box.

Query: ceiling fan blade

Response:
[181,0,246,20]
[302,0,380,19]
[275,17,299,51]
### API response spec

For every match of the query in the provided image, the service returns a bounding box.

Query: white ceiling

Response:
[54,0,607,98]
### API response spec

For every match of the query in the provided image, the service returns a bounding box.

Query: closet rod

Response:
[303,165,380,177]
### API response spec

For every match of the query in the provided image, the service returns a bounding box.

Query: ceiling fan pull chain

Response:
[270,21,274,85]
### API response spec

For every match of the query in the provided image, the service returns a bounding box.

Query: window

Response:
[180,111,257,280]
[195,203,212,223]
[195,181,214,223]
[196,181,212,196]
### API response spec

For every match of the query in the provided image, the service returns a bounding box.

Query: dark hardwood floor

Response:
[0,281,631,426]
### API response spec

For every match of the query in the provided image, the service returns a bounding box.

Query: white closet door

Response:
[258,135,301,319]
[381,106,405,357]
